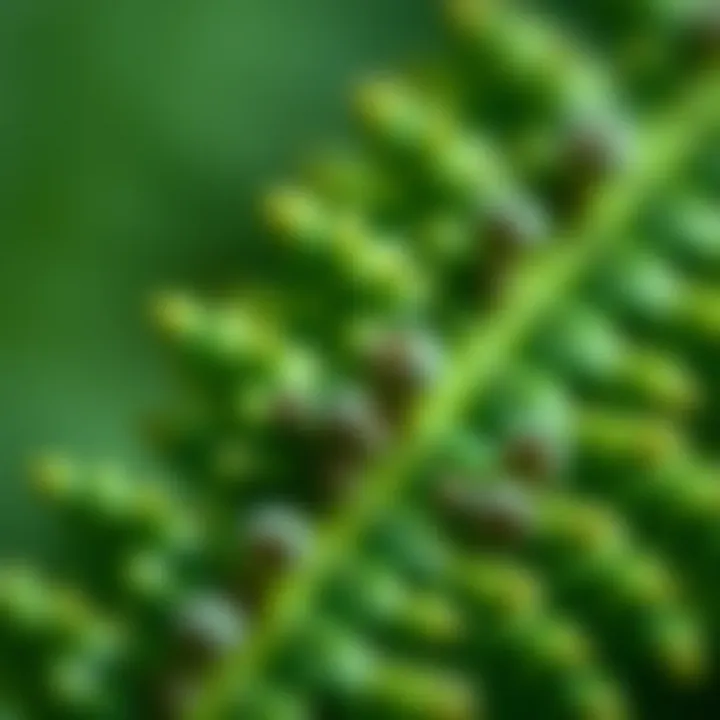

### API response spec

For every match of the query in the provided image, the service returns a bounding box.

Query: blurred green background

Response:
[0,0,436,559]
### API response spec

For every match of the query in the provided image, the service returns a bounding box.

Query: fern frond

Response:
[4,1,719,719]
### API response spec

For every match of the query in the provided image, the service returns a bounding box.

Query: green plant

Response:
[2,1,718,718]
